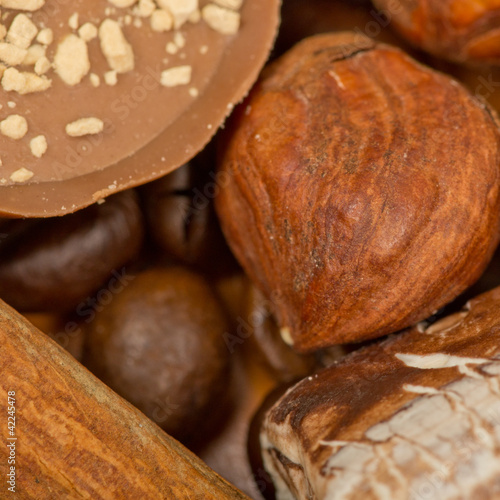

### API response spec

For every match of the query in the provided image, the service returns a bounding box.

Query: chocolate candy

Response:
[0,0,280,217]
[84,266,230,446]
[0,190,143,312]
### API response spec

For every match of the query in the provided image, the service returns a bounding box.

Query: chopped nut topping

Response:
[161,65,191,87]
[89,73,100,87]
[188,9,201,23]
[66,117,104,137]
[78,22,98,42]
[150,9,173,32]
[54,34,90,86]
[2,0,45,12]
[202,4,240,35]
[135,0,155,18]
[157,0,198,29]
[213,0,243,10]
[34,56,50,75]
[2,67,51,94]
[0,63,6,78]
[7,13,38,49]
[30,135,47,158]
[174,32,185,48]
[0,114,28,139]
[165,41,178,54]
[9,167,33,183]
[107,0,138,7]
[0,42,27,65]
[68,13,79,31]
[36,27,53,45]
[104,70,117,86]
[0,26,6,41]
[99,19,134,73]
[23,43,45,65]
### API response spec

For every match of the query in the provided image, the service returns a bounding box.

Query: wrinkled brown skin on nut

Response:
[0,190,143,312]
[374,0,500,65]
[262,287,500,499]
[215,33,500,352]
[84,267,229,446]
[0,299,249,499]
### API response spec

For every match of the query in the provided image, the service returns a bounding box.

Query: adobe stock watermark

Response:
[50,268,135,350]
[151,396,181,425]
[50,62,165,180]
[223,289,284,354]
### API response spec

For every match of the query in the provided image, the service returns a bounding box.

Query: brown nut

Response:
[0,190,143,312]
[84,266,230,446]
[261,287,500,499]
[374,0,500,65]
[215,32,500,352]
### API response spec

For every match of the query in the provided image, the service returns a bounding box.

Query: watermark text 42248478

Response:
[7,391,16,493]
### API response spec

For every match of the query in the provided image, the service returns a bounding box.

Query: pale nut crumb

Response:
[213,0,243,9]
[36,28,53,45]
[189,87,198,97]
[54,34,90,86]
[174,31,185,48]
[0,42,27,66]
[160,65,191,87]
[7,101,15,108]
[2,68,51,94]
[7,13,38,49]
[9,167,34,183]
[107,0,138,7]
[150,9,173,32]
[78,23,98,42]
[68,13,79,30]
[188,9,201,23]
[89,73,100,87]
[66,117,104,137]
[2,0,45,12]
[30,134,47,158]
[23,43,45,65]
[200,44,208,54]
[156,0,198,29]
[0,25,6,41]
[134,0,156,18]
[34,56,51,75]
[280,327,293,346]
[99,19,134,73]
[165,41,178,54]
[202,4,240,35]
[133,17,143,28]
[0,114,28,140]
[104,70,117,86]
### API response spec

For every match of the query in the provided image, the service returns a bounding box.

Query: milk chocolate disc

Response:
[0,0,280,217]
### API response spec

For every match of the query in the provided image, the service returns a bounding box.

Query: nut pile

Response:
[5,1,500,500]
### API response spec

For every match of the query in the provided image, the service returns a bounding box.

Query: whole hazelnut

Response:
[215,33,500,352]
[84,266,230,446]
[374,0,500,65]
